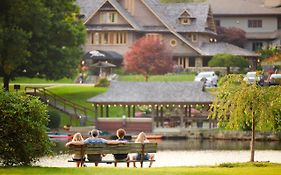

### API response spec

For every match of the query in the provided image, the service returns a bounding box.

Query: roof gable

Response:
[81,0,142,30]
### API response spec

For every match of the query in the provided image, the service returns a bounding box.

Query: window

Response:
[214,19,220,27]
[248,20,262,28]
[100,12,118,23]
[191,34,197,42]
[145,33,162,41]
[180,18,191,25]
[170,39,177,47]
[91,32,127,45]
[278,17,281,29]
[252,42,263,51]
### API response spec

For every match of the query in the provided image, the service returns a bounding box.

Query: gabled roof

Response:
[199,42,259,57]
[142,0,205,55]
[207,0,281,15]
[88,81,214,105]
[76,0,142,30]
[179,10,195,18]
[144,1,214,33]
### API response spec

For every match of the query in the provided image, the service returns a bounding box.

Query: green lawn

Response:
[119,74,195,82]
[0,77,75,84]
[0,163,280,175]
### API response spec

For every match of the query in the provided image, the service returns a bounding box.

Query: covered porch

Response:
[87,82,216,133]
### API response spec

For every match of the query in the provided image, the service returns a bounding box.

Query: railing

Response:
[25,86,94,125]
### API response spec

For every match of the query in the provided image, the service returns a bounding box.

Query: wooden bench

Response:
[68,142,157,168]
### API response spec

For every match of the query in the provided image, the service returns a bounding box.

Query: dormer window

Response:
[180,18,191,25]
[178,10,195,25]
[100,12,118,24]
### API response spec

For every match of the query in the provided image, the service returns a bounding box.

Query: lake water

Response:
[35,139,281,167]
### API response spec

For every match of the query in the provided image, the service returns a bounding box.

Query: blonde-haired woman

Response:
[65,133,85,167]
[132,132,155,168]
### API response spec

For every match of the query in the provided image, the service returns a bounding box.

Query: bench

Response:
[68,142,157,168]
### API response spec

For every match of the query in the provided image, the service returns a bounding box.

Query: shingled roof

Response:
[199,42,259,57]
[207,0,281,15]
[144,0,215,33]
[88,81,214,105]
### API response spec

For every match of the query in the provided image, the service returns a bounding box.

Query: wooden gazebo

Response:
[88,81,215,133]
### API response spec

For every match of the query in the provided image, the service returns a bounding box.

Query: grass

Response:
[0,77,75,84]
[0,163,280,175]
[119,74,195,82]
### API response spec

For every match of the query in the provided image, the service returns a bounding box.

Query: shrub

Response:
[95,78,110,87]
[0,90,52,166]
[47,110,61,130]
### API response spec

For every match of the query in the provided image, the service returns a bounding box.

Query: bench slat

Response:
[68,143,157,155]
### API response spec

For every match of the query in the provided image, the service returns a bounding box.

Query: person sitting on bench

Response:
[132,132,155,168]
[66,129,118,166]
[113,128,130,167]
[65,133,85,167]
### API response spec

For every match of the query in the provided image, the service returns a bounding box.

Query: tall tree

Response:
[216,27,247,48]
[124,37,173,81]
[0,0,86,91]
[210,74,281,162]
[208,53,249,74]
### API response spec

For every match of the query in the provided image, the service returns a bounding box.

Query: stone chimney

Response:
[264,0,281,7]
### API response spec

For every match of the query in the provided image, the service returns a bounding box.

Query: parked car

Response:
[268,74,281,86]
[194,71,218,87]
[243,71,265,86]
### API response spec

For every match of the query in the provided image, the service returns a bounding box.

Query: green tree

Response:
[208,54,249,74]
[210,74,281,162]
[0,90,52,166]
[0,0,86,91]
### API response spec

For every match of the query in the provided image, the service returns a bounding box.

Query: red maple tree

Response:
[124,37,173,81]
[216,26,247,48]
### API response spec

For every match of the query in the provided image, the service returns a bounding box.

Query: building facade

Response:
[208,0,281,52]
[77,0,257,69]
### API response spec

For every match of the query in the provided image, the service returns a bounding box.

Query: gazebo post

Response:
[128,105,131,118]
[100,105,104,118]
[180,105,184,128]
[122,105,126,117]
[184,105,188,128]
[155,105,159,127]
[132,105,135,118]
[189,105,192,127]
[106,105,109,118]
[160,106,164,127]
[94,104,98,126]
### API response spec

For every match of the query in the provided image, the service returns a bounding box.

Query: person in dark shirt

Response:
[113,128,130,167]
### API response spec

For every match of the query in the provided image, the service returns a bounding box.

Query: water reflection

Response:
[50,138,281,155]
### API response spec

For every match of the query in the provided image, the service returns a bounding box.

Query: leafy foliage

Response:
[124,37,173,81]
[216,27,247,48]
[0,0,86,91]
[210,74,281,161]
[47,110,61,130]
[208,54,249,74]
[95,78,110,87]
[0,90,52,166]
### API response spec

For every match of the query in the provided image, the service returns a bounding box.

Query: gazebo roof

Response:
[88,81,215,105]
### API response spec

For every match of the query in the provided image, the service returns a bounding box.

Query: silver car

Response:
[194,71,218,87]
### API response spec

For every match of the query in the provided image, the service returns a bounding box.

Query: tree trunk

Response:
[144,74,148,82]
[250,110,255,162]
[226,67,230,74]
[3,74,10,91]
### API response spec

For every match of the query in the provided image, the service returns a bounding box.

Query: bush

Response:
[47,110,61,130]
[0,90,52,166]
[95,78,110,87]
